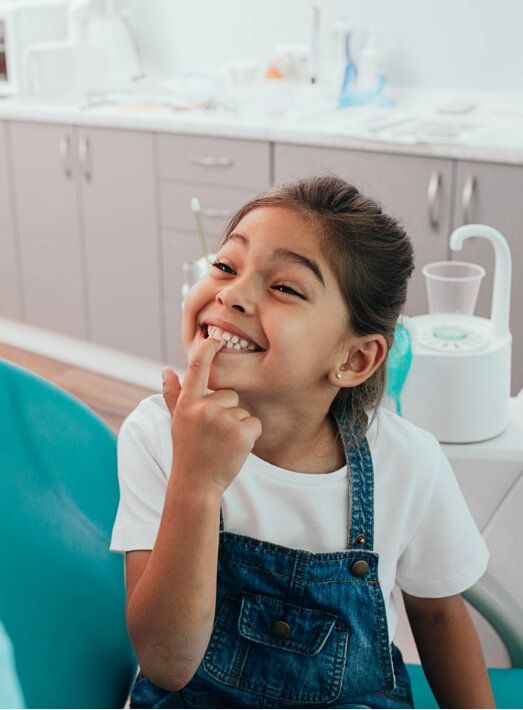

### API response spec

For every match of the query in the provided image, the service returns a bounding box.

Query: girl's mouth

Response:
[199,323,265,354]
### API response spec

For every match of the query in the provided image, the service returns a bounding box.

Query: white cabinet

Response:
[274,144,455,318]
[10,122,88,339]
[80,128,162,361]
[0,121,22,320]
[9,121,162,360]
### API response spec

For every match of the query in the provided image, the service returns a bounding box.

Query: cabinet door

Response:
[453,161,523,395]
[9,121,87,338]
[0,121,22,320]
[79,127,163,361]
[274,144,455,317]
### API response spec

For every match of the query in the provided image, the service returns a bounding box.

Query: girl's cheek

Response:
[181,280,212,348]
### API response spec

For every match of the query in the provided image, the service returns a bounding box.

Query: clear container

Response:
[422,260,486,315]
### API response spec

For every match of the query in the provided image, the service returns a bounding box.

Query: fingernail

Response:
[162,367,169,383]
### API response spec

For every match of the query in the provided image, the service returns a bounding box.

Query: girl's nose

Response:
[216,285,256,315]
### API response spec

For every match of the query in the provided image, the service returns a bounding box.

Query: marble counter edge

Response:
[1,103,523,166]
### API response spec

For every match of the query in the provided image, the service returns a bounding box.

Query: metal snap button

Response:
[271,620,291,639]
[355,533,366,545]
[351,559,370,577]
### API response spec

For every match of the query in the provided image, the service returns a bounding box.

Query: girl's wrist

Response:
[168,467,225,506]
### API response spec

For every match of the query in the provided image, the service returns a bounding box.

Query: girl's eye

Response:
[272,284,306,299]
[210,260,306,299]
[211,260,234,274]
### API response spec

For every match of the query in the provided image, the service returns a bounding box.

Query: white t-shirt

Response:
[110,394,489,641]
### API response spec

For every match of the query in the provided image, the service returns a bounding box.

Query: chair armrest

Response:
[462,573,523,668]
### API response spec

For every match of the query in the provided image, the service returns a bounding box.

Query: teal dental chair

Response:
[0,358,137,709]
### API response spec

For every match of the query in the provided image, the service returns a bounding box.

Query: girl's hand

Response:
[162,336,263,496]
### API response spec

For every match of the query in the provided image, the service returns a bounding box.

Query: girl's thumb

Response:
[162,367,181,415]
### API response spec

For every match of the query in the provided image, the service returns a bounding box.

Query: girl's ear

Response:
[330,335,388,388]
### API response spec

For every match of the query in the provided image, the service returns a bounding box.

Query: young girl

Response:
[110,176,494,709]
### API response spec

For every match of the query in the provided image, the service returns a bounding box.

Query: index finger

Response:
[181,335,225,398]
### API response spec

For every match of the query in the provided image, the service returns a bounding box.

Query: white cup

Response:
[422,260,486,315]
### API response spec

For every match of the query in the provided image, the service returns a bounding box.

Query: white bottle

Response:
[356,27,381,93]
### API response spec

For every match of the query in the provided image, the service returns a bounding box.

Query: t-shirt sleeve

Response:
[109,398,169,553]
[396,443,489,597]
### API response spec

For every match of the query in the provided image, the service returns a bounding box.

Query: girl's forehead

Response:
[233,206,321,250]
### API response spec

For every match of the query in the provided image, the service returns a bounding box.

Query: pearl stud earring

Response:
[336,372,342,380]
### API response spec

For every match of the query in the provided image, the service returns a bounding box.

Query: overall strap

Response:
[219,507,224,532]
[331,404,375,551]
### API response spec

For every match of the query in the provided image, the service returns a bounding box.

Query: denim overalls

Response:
[130,402,415,709]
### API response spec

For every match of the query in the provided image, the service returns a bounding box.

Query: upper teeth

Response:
[207,325,258,351]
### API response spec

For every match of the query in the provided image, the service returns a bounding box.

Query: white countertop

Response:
[1,86,523,165]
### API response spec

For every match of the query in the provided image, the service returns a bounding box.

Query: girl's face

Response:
[181,206,351,402]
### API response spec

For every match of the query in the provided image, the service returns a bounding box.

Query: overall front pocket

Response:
[202,592,349,705]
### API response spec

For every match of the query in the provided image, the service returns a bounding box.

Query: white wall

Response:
[127,0,523,93]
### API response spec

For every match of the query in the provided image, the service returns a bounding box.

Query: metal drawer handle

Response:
[78,136,92,181]
[462,174,476,224]
[59,135,72,178]
[427,170,441,230]
[200,207,233,219]
[189,156,234,168]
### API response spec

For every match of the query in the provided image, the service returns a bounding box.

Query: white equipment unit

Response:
[401,224,512,444]
[21,0,145,97]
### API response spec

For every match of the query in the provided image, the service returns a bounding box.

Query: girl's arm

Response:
[126,480,222,691]
[403,591,495,708]
[126,336,262,691]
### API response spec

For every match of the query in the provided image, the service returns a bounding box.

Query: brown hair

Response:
[213,175,415,444]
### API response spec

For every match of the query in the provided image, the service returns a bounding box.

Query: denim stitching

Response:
[220,536,379,560]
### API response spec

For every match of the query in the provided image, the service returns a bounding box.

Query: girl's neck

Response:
[251,412,345,474]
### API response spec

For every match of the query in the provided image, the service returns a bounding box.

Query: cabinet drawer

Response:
[156,134,271,188]
[159,181,256,237]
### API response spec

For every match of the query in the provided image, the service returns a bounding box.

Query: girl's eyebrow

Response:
[223,232,326,288]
